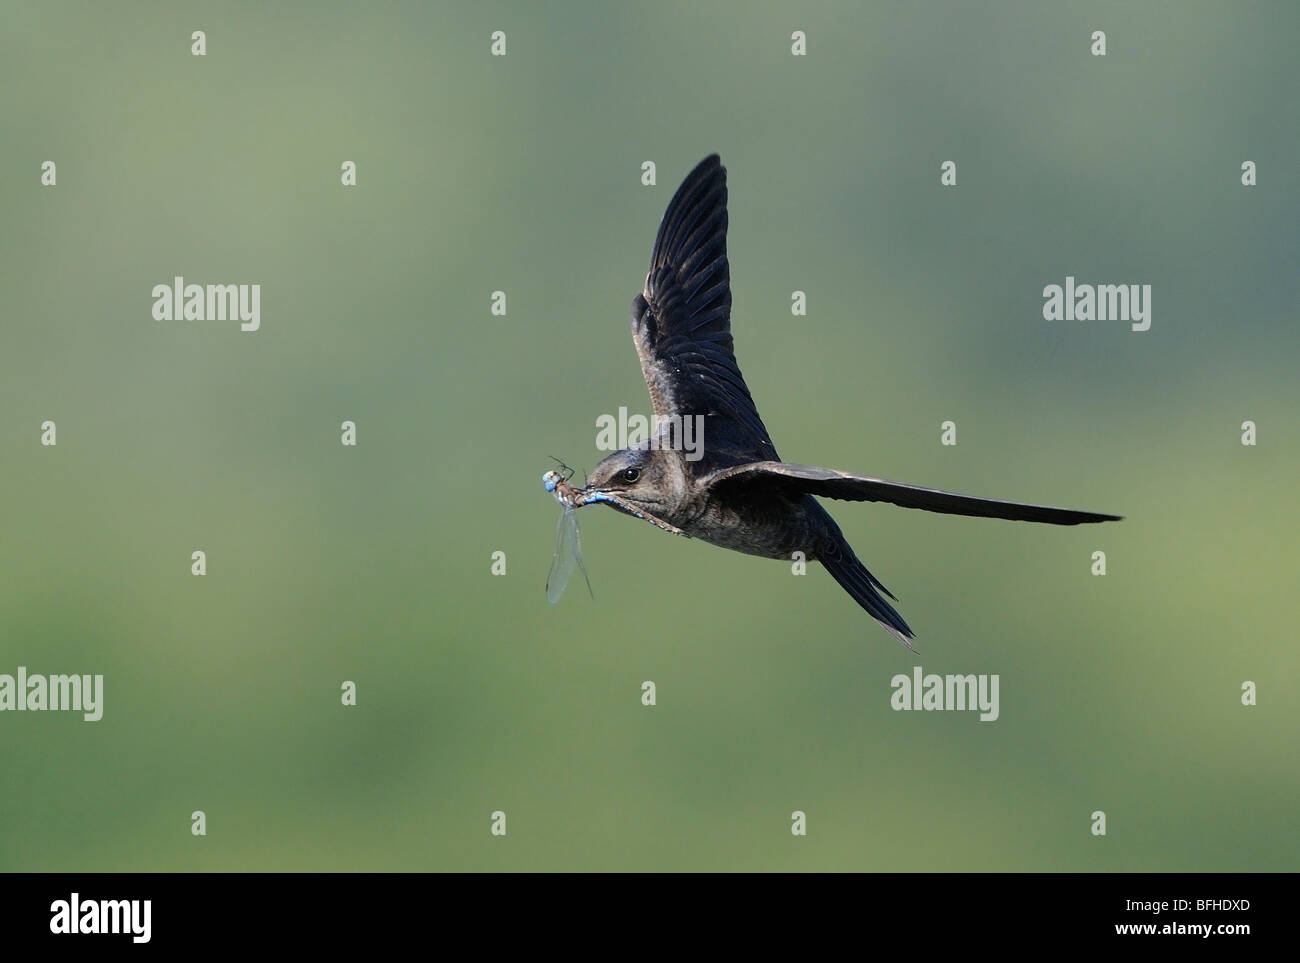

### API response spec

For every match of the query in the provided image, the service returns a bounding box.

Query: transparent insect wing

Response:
[546,503,592,603]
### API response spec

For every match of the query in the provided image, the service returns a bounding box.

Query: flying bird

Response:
[547,155,1120,648]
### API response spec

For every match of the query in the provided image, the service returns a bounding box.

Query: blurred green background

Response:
[2,1,1296,871]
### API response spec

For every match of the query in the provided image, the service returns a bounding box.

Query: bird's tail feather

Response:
[819,540,917,651]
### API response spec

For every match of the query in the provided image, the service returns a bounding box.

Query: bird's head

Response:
[580,446,685,520]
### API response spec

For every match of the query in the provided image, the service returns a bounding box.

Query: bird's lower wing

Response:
[707,461,1122,526]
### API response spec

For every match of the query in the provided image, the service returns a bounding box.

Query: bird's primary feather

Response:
[630,155,777,468]
[706,461,1123,526]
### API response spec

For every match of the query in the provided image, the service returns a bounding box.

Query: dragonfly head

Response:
[542,468,583,509]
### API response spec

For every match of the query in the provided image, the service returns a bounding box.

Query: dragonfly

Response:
[542,461,593,603]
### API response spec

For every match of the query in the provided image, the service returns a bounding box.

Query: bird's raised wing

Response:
[630,155,777,463]
[707,461,1122,525]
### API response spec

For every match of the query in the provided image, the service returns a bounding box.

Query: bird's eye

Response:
[621,467,641,483]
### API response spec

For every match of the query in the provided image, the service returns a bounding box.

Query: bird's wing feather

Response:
[630,155,777,462]
[707,461,1122,525]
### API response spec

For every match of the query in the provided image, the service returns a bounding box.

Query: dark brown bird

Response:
[564,154,1120,649]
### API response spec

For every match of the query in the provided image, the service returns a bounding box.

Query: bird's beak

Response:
[577,489,686,536]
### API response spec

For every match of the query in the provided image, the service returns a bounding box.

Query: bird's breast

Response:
[681,489,821,560]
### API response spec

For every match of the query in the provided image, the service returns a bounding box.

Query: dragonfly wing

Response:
[546,508,576,603]
[546,505,591,603]
[571,508,593,599]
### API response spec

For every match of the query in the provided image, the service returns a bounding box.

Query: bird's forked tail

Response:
[818,536,917,651]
